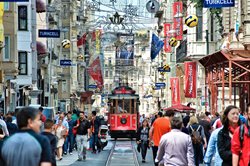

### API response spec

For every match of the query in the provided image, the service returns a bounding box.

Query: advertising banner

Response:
[184,62,197,98]
[151,33,164,61]
[115,33,134,66]
[87,57,103,89]
[203,0,235,8]
[164,23,171,53]
[172,1,183,40]
[170,77,181,105]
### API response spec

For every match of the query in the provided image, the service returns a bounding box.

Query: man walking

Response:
[91,110,101,153]
[74,111,91,161]
[156,116,195,166]
[1,107,52,166]
[149,110,173,166]
[231,103,250,166]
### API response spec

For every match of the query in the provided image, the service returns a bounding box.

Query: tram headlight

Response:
[121,118,127,124]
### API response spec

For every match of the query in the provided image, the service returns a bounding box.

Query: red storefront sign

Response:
[164,23,171,53]
[172,1,183,40]
[170,77,181,105]
[184,62,197,98]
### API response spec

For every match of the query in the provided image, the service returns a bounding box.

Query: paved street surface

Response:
[57,140,154,166]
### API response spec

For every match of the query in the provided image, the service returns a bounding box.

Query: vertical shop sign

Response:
[170,77,181,105]
[172,1,183,40]
[184,62,197,98]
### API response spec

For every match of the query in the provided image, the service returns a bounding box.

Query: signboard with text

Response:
[203,0,235,8]
[38,29,60,38]
[60,60,72,66]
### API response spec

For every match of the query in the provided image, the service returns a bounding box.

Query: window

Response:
[18,6,28,31]
[210,14,214,41]
[109,71,113,77]
[18,52,27,75]
[196,8,203,41]
[108,57,112,64]
[105,70,109,78]
[4,2,9,11]
[62,81,67,92]
[3,36,10,61]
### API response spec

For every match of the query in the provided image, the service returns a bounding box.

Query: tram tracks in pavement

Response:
[105,139,139,166]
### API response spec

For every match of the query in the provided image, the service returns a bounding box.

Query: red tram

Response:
[108,86,139,139]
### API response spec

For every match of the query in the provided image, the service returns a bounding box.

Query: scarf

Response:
[228,125,238,134]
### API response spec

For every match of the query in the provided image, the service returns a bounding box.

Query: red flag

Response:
[87,57,103,89]
[173,2,183,40]
[77,33,87,47]
[184,62,197,98]
[170,77,181,105]
[164,23,171,53]
[92,31,96,41]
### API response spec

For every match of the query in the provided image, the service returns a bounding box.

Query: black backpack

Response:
[190,125,202,144]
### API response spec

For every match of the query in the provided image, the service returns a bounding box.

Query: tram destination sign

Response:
[38,29,60,38]
[203,0,235,8]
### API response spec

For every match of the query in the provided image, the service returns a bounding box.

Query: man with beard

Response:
[74,112,91,161]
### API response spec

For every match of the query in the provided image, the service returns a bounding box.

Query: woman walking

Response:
[217,105,240,166]
[188,116,207,166]
[136,119,150,163]
[55,118,68,160]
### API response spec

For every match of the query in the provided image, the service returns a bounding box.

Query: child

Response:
[42,119,57,166]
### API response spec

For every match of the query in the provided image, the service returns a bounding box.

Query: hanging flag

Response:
[92,31,96,41]
[173,1,183,40]
[164,23,171,53]
[87,57,103,89]
[184,62,197,98]
[170,77,181,105]
[151,33,164,61]
[77,33,87,47]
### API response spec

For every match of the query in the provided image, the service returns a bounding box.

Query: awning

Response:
[36,0,46,13]
[37,41,47,57]
[199,51,228,67]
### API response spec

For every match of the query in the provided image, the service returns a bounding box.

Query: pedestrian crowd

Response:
[136,103,250,166]
[0,106,105,166]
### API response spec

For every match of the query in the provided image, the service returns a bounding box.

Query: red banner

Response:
[164,23,171,53]
[173,1,183,40]
[184,62,197,98]
[170,77,181,105]
[87,57,103,89]
[77,33,87,47]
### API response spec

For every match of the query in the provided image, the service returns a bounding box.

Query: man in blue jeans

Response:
[91,111,101,153]
[63,112,76,155]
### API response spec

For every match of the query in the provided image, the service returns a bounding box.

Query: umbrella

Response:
[163,104,196,112]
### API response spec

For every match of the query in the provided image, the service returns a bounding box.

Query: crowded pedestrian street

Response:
[0,0,250,165]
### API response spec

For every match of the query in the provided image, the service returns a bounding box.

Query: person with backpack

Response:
[217,105,240,166]
[74,111,91,161]
[231,103,250,166]
[188,116,207,166]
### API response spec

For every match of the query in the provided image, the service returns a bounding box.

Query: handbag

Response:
[137,143,141,153]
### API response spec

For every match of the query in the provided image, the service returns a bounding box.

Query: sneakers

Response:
[69,152,73,155]
[142,159,146,163]
[63,152,67,155]
[77,158,82,161]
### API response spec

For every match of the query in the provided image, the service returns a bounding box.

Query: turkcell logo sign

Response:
[203,0,235,8]
[155,83,166,88]
[60,60,72,66]
[38,29,60,38]
[88,85,97,89]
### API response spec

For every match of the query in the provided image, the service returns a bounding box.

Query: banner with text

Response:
[0,3,4,44]
[164,23,171,53]
[170,77,181,105]
[173,1,183,40]
[184,61,197,98]
[203,0,235,8]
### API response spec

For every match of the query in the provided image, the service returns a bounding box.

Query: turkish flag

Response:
[77,33,87,47]
[87,57,103,89]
